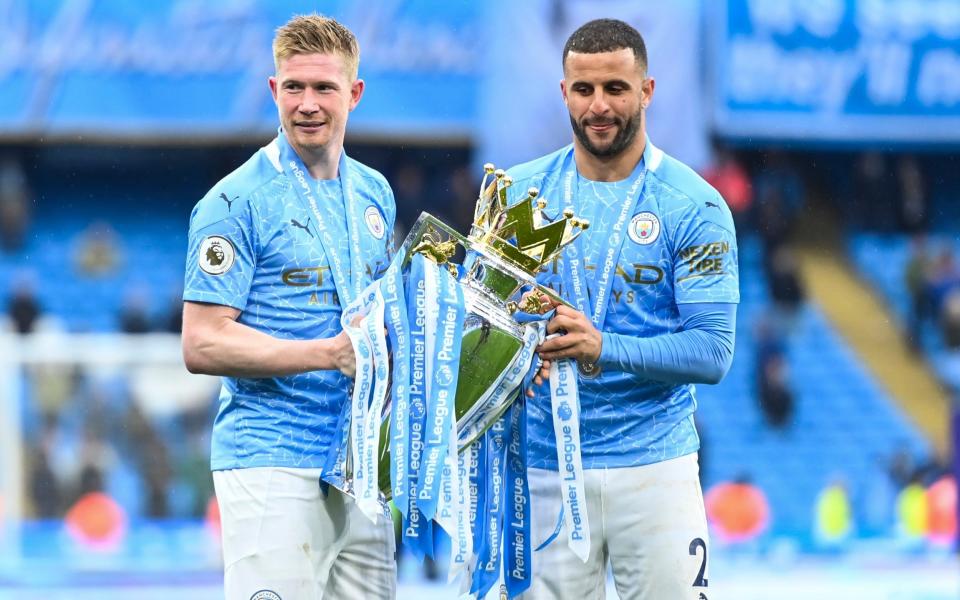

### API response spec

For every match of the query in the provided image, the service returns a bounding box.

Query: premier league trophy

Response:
[385,164,587,490]
[323,164,586,598]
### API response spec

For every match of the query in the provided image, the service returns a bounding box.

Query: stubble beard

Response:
[570,108,643,159]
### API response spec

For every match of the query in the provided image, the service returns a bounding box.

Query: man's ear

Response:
[349,79,365,111]
[269,76,279,103]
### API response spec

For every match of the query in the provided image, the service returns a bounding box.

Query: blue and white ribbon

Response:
[447,434,474,581]
[403,254,431,557]
[548,359,590,562]
[418,262,465,519]
[548,148,647,561]
[277,131,368,306]
[471,416,507,599]
[504,395,532,597]
[383,261,411,509]
[340,290,374,492]
[358,286,389,521]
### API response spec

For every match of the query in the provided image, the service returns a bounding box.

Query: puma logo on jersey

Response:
[219,193,238,211]
[290,218,315,238]
[705,201,720,210]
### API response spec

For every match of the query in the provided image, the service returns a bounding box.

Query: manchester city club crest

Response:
[628,211,661,245]
[365,205,386,239]
[198,235,236,275]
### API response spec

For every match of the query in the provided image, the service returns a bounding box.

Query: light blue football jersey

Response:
[507,139,739,469]
[184,135,395,470]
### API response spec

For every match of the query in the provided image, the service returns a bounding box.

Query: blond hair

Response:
[273,14,360,80]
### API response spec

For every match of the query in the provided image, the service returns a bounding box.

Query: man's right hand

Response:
[329,330,358,378]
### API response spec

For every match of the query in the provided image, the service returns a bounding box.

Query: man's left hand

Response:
[537,304,602,366]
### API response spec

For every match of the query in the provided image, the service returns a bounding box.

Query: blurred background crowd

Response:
[0,0,958,595]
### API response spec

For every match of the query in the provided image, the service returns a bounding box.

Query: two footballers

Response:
[182,14,737,600]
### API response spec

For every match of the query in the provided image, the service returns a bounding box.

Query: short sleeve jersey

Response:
[183,136,395,470]
[506,140,739,470]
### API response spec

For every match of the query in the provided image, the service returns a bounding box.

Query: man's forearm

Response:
[183,317,345,378]
[597,303,737,385]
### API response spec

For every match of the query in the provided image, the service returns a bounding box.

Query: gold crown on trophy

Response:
[469,163,589,276]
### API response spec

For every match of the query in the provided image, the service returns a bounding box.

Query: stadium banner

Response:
[0,0,479,140]
[712,0,960,143]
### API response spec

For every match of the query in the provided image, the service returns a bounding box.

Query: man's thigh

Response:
[214,467,346,600]
[324,494,396,600]
[518,467,607,600]
[604,454,711,600]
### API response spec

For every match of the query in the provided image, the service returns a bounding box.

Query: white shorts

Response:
[213,467,396,600]
[520,454,710,600]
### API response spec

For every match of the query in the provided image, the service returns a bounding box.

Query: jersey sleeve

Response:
[670,191,740,305]
[599,302,736,384]
[183,189,259,310]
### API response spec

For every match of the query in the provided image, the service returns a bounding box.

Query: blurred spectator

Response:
[142,433,172,518]
[814,478,852,548]
[29,449,61,519]
[766,245,806,328]
[755,186,793,263]
[176,408,214,517]
[30,363,79,426]
[0,155,30,253]
[72,425,116,503]
[122,401,172,517]
[850,152,896,231]
[119,286,151,334]
[896,156,928,235]
[162,290,183,334]
[889,446,919,490]
[755,317,794,430]
[702,143,753,229]
[940,289,960,350]
[74,220,121,277]
[895,472,928,543]
[753,149,805,225]
[758,353,794,430]
[29,415,63,519]
[904,235,934,351]
[7,281,41,334]
[926,247,960,318]
[704,475,770,543]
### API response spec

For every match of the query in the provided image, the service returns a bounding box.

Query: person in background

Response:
[7,274,41,334]
[0,155,30,254]
[904,235,934,351]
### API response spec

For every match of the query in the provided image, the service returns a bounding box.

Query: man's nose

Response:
[588,91,611,116]
[299,89,320,113]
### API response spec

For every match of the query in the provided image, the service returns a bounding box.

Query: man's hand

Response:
[538,304,602,365]
[527,356,553,397]
[525,305,602,397]
[329,330,358,378]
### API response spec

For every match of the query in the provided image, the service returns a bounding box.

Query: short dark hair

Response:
[562,19,647,73]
